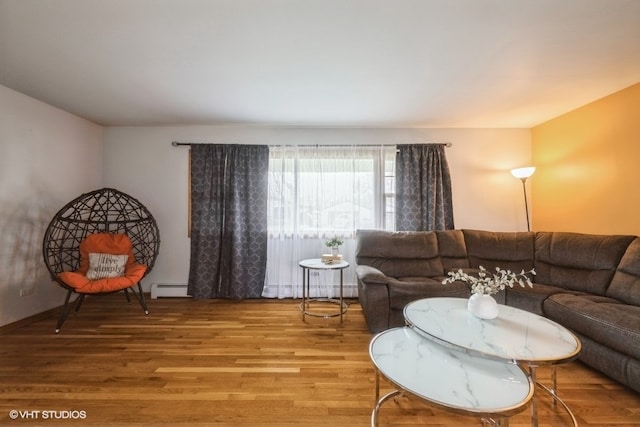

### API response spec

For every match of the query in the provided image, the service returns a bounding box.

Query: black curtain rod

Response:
[171,141,452,147]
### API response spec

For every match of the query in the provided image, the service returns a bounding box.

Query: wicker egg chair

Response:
[42,188,160,333]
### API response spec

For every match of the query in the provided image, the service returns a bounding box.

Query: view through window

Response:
[268,145,396,239]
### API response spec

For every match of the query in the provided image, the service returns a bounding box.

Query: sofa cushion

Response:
[505,282,571,316]
[387,278,469,310]
[356,230,444,278]
[543,293,640,360]
[572,332,640,394]
[436,230,470,271]
[462,229,535,272]
[535,232,635,295]
[608,237,640,306]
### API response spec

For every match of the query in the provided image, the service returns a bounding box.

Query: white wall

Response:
[103,126,531,290]
[0,85,103,327]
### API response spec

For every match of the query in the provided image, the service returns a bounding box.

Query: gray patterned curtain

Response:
[188,144,269,299]
[395,144,454,231]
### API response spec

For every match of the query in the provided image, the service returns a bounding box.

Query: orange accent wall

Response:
[531,82,640,235]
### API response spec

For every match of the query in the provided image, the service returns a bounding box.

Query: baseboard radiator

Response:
[150,283,190,299]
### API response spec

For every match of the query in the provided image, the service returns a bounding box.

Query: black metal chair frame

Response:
[42,188,160,333]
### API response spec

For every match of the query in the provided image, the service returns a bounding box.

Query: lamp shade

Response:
[511,166,536,179]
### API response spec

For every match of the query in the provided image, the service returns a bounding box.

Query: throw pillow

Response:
[86,253,128,280]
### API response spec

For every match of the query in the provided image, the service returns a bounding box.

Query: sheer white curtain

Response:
[262,145,396,299]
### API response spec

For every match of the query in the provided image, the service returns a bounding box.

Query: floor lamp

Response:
[511,166,536,232]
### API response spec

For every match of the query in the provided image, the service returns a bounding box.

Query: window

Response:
[268,145,396,240]
[263,145,396,299]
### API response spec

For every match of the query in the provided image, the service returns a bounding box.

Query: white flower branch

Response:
[443,266,536,296]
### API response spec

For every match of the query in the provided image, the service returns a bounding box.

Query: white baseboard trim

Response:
[150,283,190,299]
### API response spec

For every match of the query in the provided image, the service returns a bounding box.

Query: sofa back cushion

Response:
[535,232,634,295]
[607,237,640,305]
[355,229,443,278]
[462,229,535,272]
[436,230,469,271]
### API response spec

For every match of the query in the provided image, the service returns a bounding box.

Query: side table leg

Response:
[302,267,307,321]
[339,269,344,323]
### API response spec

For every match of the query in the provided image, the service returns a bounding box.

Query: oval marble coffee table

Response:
[369,327,534,427]
[404,297,582,427]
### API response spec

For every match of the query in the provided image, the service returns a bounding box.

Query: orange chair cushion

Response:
[59,264,147,293]
[57,233,147,293]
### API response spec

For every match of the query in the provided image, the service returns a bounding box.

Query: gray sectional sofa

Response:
[355,229,640,393]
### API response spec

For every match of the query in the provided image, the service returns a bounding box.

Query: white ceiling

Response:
[1,0,640,128]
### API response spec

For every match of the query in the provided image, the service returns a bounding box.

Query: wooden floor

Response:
[0,294,639,427]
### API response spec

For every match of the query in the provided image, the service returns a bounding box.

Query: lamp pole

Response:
[510,167,535,232]
[520,177,531,232]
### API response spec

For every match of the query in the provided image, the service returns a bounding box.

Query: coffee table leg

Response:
[550,366,558,409]
[374,370,380,403]
[529,364,578,427]
[482,419,510,427]
[535,374,578,427]
[371,389,401,427]
[529,365,539,427]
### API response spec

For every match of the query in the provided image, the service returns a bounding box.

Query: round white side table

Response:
[298,258,350,323]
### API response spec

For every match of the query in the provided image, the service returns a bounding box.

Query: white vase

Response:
[331,247,339,256]
[467,293,499,320]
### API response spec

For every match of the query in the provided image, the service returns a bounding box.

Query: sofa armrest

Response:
[356,265,391,333]
[356,265,390,285]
